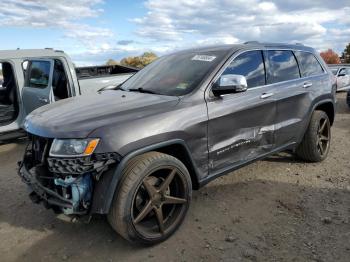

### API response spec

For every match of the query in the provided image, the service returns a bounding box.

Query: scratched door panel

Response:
[207,85,276,173]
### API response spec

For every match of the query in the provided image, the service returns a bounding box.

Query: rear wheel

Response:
[108,152,192,245]
[296,110,331,162]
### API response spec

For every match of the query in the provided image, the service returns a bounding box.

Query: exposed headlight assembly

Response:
[49,138,100,157]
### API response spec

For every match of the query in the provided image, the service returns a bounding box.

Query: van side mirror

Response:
[212,74,248,96]
[338,73,346,77]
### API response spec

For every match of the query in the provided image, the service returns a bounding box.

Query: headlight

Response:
[49,138,100,157]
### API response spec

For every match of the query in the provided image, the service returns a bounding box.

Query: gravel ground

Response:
[0,93,349,262]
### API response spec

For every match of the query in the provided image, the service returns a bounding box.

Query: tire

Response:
[107,151,192,245]
[296,110,331,162]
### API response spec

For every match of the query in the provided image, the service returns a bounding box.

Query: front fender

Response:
[90,139,199,214]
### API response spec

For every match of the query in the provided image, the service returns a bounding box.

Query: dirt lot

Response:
[0,93,349,262]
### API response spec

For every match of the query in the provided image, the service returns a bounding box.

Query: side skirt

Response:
[198,142,297,188]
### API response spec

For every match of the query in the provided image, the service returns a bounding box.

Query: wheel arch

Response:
[99,139,200,214]
[314,101,335,125]
[294,98,335,148]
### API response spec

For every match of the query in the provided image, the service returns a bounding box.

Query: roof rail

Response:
[55,50,64,53]
[295,42,304,46]
[45,47,54,50]
[244,41,259,44]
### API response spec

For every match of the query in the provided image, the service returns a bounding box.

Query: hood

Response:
[25,90,180,138]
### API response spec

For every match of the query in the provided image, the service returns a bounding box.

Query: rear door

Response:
[22,59,54,114]
[206,50,277,173]
[271,50,326,146]
[265,50,306,146]
[293,51,329,136]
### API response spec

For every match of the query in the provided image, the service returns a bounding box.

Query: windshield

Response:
[330,68,339,75]
[120,50,228,96]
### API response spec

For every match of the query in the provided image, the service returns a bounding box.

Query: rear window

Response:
[25,61,51,88]
[267,50,300,84]
[294,51,324,77]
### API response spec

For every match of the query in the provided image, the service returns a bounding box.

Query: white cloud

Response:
[0,0,113,47]
[132,0,350,54]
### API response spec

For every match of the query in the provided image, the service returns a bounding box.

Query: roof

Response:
[170,42,315,56]
[0,48,68,60]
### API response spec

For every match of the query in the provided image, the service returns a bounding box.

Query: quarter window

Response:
[294,51,324,77]
[267,50,300,84]
[221,50,266,88]
[25,61,51,88]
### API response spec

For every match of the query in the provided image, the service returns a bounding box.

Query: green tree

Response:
[120,52,158,68]
[341,43,350,63]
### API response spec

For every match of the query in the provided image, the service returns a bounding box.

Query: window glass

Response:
[294,51,324,77]
[26,61,51,88]
[267,50,300,84]
[221,50,265,88]
[121,50,228,96]
[339,68,347,75]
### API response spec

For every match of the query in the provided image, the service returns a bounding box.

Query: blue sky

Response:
[0,0,349,65]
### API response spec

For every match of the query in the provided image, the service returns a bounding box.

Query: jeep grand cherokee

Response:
[19,42,336,244]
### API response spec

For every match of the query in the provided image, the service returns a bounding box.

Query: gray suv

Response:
[19,42,336,244]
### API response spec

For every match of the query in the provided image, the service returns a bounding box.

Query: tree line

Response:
[320,43,350,64]
[106,52,158,68]
[106,43,350,68]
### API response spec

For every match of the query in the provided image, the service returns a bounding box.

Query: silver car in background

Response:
[329,64,350,91]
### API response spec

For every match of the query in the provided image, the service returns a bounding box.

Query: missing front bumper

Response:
[18,163,84,214]
[18,136,120,216]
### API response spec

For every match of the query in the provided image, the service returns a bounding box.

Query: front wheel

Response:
[108,152,192,245]
[296,110,331,162]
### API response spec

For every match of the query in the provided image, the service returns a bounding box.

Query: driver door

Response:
[22,59,54,114]
[206,50,277,174]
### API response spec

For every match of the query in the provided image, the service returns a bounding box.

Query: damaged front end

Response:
[18,135,120,216]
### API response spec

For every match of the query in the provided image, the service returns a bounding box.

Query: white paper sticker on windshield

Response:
[191,55,216,62]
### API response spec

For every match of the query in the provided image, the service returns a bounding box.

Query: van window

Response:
[25,61,51,88]
[267,50,300,84]
[221,50,265,88]
[294,51,324,77]
[52,59,69,100]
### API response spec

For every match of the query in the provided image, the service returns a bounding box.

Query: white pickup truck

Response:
[0,49,138,140]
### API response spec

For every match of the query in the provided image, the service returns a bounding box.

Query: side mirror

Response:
[212,74,248,96]
[338,73,346,77]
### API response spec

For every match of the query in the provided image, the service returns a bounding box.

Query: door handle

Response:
[38,97,49,103]
[260,92,274,99]
[303,82,313,88]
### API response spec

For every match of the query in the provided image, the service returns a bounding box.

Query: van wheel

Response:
[296,110,331,162]
[108,152,192,245]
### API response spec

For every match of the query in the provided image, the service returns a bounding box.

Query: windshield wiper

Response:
[128,87,157,94]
